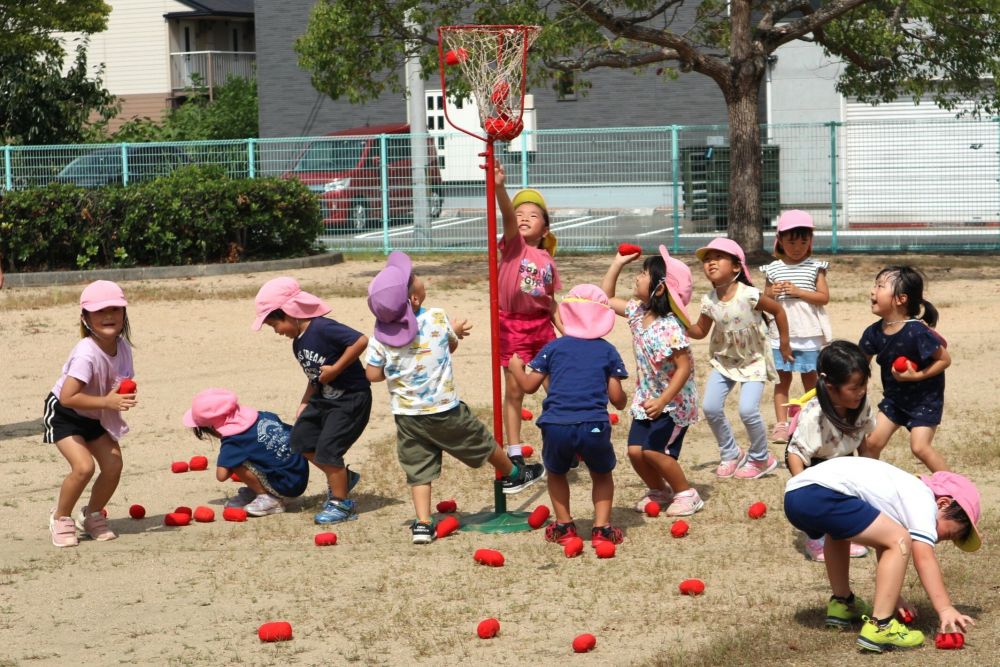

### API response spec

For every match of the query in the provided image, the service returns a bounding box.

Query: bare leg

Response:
[641,450,691,493]
[302,453,349,498]
[847,514,912,619]
[773,370,792,424]
[486,445,513,477]
[84,434,123,513]
[627,445,667,492]
[54,436,96,518]
[410,483,432,524]
[591,470,615,527]
[502,368,524,449]
[800,370,817,392]
[909,426,948,472]
[233,465,267,494]
[547,472,571,523]
[861,412,900,459]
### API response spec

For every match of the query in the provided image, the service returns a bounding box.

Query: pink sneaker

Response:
[734,453,779,479]
[715,448,747,478]
[805,536,826,562]
[665,489,704,517]
[80,507,117,541]
[849,542,869,558]
[633,486,672,513]
[770,421,789,443]
[49,512,78,548]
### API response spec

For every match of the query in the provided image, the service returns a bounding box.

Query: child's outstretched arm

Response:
[600,252,640,316]
[550,300,565,335]
[893,346,951,383]
[508,354,545,393]
[912,541,976,633]
[493,162,518,242]
[686,313,713,340]
[365,363,386,383]
[608,376,627,410]
[757,294,793,362]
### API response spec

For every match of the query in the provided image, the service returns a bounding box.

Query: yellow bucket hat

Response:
[511,189,557,256]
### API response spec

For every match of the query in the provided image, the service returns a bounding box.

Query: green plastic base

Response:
[460,510,534,533]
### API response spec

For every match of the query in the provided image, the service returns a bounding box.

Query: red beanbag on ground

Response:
[679,578,705,596]
[563,536,584,558]
[473,548,505,567]
[521,445,534,458]
[645,501,661,518]
[223,507,247,522]
[171,461,189,473]
[594,542,616,558]
[477,618,500,639]
[670,520,689,538]
[174,506,192,516]
[572,633,597,653]
[164,512,190,526]
[748,501,767,519]
[436,515,460,538]
[314,532,337,546]
[258,621,293,642]
[128,504,146,519]
[521,408,533,421]
[617,243,642,256]
[608,412,619,425]
[193,506,215,523]
[935,632,965,649]
[527,505,550,529]
[436,499,458,513]
[188,455,209,471]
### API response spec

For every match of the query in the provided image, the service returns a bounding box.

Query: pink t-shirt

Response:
[51,336,134,441]
[497,232,561,317]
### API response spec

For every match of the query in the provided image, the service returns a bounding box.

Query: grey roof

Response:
[166,1,254,18]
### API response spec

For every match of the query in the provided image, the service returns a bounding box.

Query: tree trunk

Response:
[726,75,765,256]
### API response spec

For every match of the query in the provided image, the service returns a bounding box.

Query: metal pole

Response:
[520,130,529,187]
[484,140,507,514]
[405,14,430,246]
[120,143,129,186]
[829,121,840,254]
[247,138,256,179]
[671,125,681,252]
[380,133,390,255]
[3,145,12,191]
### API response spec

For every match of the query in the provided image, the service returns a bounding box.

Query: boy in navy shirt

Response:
[253,277,370,524]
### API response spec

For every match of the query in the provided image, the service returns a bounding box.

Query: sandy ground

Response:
[1,253,998,666]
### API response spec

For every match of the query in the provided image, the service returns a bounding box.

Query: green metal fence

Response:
[5,118,1000,254]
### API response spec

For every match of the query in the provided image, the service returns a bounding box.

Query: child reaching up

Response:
[183,388,309,516]
[602,246,703,517]
[364,252,545,544]
[494,162,561,466]
[508,285,630,546]
[253,277,370,525]
[687,238,792,480]
[784,457,981,652]
[44,281,136,547]
[859,266,950,472]
[760,210,832,442]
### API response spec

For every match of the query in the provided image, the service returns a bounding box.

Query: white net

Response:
[439,25,540,141]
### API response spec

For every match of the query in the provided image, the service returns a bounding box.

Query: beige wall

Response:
[106,92,171,132]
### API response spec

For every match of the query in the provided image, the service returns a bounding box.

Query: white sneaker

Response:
[225,487,257,508]
[244,493,284,517]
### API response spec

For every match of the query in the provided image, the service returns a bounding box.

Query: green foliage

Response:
[0,0,110,59]
[0,167,322,271]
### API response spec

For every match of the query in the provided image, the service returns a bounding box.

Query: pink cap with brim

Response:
[694,238,753,287]
[367,251,418,347]
[251,277,331,331]
[559,284,615,340]
[182,388,259,437]
[659,245,693,327]
[920,471,983,552]
[774,210,814,259]
[80,280,127,311]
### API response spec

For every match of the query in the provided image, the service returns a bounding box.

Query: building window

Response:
[556,72,576,101]
[233,29,239,52]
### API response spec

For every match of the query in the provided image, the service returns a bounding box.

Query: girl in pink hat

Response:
[602,245,703,517]
[688,239,792,480]
[43,280,136,547]
[760,210,832,443]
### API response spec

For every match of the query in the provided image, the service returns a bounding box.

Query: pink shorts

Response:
[499,312,556,367]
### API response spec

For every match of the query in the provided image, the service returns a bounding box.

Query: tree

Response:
[295,1,1000,256]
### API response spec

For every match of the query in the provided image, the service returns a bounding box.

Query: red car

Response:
[286,123,444,232]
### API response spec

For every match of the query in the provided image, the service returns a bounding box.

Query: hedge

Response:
[0,165,323,272]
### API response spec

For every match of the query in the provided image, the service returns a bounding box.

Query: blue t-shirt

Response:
[217,412,309,497]
[528,336,628,425]
[293,317,370,397]
[859,320,945,423]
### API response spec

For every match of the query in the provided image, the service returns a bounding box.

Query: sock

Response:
[507,444,523,458]
[831,593,855,605]
[874,615,893,628]
[508,463,520,479]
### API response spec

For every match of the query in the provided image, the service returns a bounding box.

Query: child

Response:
[784,456,980,652]
[364,251,545,544]
[183,388,309,516]
[44,280,136,547]
[601,245,703,517]
[859,266,950,472]
[686,238,792,479]
[508,284,630,546]
[760,210,832,442]
[785,340,874,561]
[252,277,371,524]
[494,163,561,467]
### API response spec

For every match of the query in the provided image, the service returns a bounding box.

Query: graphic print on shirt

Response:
[518,258,553,297]
[257,416,293,460]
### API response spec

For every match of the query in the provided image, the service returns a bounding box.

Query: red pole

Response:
[484,140,504,452]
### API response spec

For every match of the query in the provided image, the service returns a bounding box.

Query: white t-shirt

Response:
[785,457,938,547]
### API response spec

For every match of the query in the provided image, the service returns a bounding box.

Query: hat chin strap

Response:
[81,316,113,343]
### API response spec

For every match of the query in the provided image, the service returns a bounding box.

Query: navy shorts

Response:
[540,421,616,475]
[879,397,940,429]
[783,484,880,541]
[627,414,687,458]
[291,389,372,467]
[42,393,108,444]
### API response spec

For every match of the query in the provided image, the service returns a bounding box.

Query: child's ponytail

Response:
[919,299,939,328]
[814,340,871,437]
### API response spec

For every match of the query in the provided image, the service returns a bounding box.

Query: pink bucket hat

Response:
[80,280,127,311]
[559,284,615,340]
[694,238,753,286]
[774,210,814,259]
[182,388,259,437]
[251,277,331,331]
[920,471,983,552]
[367,251,418,346]
[658,245,692,327]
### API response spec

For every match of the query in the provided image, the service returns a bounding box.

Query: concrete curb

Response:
[3,252,345,288]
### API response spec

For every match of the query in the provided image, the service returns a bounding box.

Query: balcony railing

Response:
[170,51,255,97]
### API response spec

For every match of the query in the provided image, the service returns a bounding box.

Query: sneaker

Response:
[634,487,673,513]
[509,454,526,469]
[665,489,704,517]
[715,448,747,478]
[856,616,924,652]
[849,542,869,558]
[770,421,789,443]
[826,596,872,629]
[411,520,435,545]
[245,493,285,517]
[806,536,826,562]
[79,506,117,541]
[314,498,358,525]
[325,467,362,502]
[591,525,624,546]
[734,453,779,479]
[49,512,78,548]
[544,521,579,545]
[501,462,545,494]
[225,486,257,508]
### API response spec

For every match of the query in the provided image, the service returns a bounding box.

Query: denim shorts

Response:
[627,414,687,459]
[540,421,616,474]
[772,348,819,374]
[783,484,880,540]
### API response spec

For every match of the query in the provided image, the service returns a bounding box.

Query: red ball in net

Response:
[572,633,597,653]
[117,378,136,394]
[258,621,293,642]
[444,48,468,66]
[491,82,510,106]
[477,618,500,639]
[128,504,146,519]
[484,116,524,141]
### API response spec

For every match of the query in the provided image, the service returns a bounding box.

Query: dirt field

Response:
[1,253,997,667]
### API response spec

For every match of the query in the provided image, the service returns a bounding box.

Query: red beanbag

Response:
[521,445,534,458]
[594,542,616,559]
[117,379,137,394]
[171,461,189,474]
[608,412,619,425]
[174,506,192,516]
[164,512,190,526]
[898,609,914,624]
[314,532,337,546]
[748,501,767,519]
[563,536,584,558]
[670,520,689,538]
[230,472,241,482]
[436,515,460,538]
[645,501,661,518]
[527,505,550,529]
[436,499,458,514]
[521,408,533,421]
[935,632,965,649]
[128,504,146,519]
[477,618,500,639]
[223,507,247,522]
[473,548,505,567]
[572,633,597,653]
[617,243,642,256]
[893,356,915,373]
[258,621,293,642]
[193,506,215,523]
[188,455,209,471]
[679,578,705,596]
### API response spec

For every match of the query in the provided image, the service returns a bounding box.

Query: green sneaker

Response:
[856,616,925,652]
[825,595,873,629]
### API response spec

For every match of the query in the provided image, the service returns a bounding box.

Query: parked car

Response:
[55,145,190,188]
[285,123,444,231]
